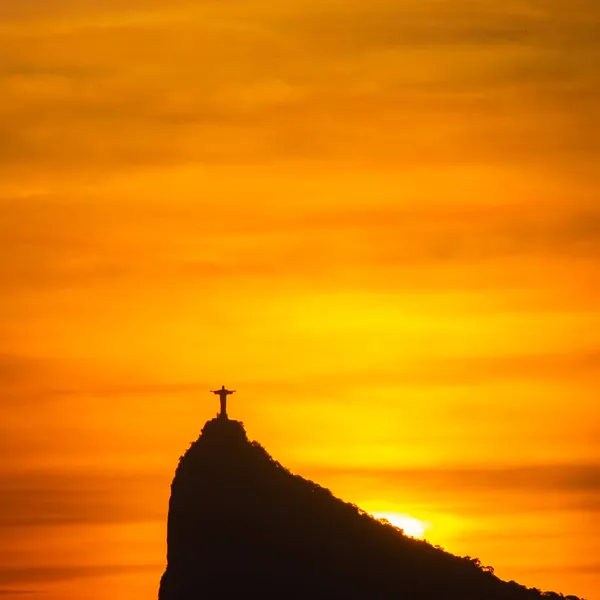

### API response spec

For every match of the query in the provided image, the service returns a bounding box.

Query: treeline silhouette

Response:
[159,418,584,600]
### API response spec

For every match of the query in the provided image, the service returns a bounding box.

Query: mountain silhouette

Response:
[158,417,582,600]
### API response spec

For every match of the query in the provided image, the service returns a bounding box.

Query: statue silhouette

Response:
[211,385,236,419]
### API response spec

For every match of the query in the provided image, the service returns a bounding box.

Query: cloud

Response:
[0,4,597,598]
[523,563,600,575]
[0,471,168,527]
[0,564,159,586]
[0,355,45,388]
[0,0,598,172]
[0,354,107,402]
[1,186,600,300]
[310,463,600,514]
[0,463,597,532]
[349,350,600,386]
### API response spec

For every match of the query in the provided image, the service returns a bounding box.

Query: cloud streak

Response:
[0,0,598,172]
[0,564,159,586]
[1,1,598,598]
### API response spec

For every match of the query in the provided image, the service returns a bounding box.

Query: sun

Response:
[371,512,429,539]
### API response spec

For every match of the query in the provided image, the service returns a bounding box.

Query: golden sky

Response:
[1,1,599,598]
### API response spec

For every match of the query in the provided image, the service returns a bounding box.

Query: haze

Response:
[1,1,599,599]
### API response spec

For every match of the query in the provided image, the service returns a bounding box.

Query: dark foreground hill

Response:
[159,418,582,600]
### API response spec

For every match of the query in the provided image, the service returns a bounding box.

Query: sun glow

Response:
[372,512,429,539]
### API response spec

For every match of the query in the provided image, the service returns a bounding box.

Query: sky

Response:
[1,0,599,598]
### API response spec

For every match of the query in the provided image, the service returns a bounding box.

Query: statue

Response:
[211,385,236,419]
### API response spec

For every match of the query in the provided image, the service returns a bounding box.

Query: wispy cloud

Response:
[0,471,167,527]
[0,564,159,586]
[0,1,598,598]
[0,0,598,172]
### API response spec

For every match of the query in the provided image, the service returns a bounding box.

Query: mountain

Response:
[158,417,582,600]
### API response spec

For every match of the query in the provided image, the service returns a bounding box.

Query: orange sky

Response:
[1,1,599,599]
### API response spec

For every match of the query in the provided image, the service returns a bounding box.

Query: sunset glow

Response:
[1,1,599,599]
[372,512,429,539]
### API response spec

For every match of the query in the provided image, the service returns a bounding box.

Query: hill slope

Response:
[158,418,581,600]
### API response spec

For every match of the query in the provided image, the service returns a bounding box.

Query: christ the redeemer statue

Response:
[211,385,236,419]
